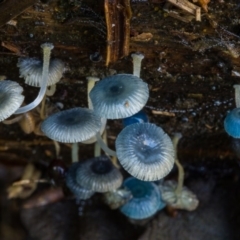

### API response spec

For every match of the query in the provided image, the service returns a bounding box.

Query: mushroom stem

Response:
[53,140,60,158]
[96,132,117,157]
[174,158,184,196]
[131,53,144,78]
[72,142,79,162]
[94,142,101,157]
[3,115,23,125]
[15,43,54,114]
[234,84,240,108]
[40,94,47,120]
[172,133,184,196]
[87,76,100,109]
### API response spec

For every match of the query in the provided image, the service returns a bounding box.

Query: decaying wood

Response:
[167,0,201,21]
[104,0,132,66]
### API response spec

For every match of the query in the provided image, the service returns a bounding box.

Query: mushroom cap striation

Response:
[89,74,149,119]
[0,80,24,121]
[41,107,102,143]
[76,156,123,192]
[120,177,165,220]
[66,163,94,200]
[17,57,64,87]
[116,123,175,181]
[224,108,240,138]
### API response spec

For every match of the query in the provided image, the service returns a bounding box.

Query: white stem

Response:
[87,76,100,109]
[72,142,79,162]
[131,52,144,78]
[15,43,54,114]
[96,132,117,157]
[172,133,184,196]
[234,85,240,108]
[53,140,60,158]
[94,142,101,157]
[3,115,23,124]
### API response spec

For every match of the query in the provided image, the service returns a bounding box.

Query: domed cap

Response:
[0,80,24,121]
[224,108,240,138]
[66,163,94,200]
[116,123,175,181]
[41,107,102,143]
[89,74,149,119]
[120,177,165,220]
[17,57,64,87]
[76,156,123,192]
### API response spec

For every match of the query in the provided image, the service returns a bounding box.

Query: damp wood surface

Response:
[1,0,240,239]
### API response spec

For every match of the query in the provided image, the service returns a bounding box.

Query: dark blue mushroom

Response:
[224,108,240,138]
[120,177,165,220]
[122,109,148,127]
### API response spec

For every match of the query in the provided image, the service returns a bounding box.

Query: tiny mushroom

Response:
[76,156,123,192]
[89,74,149,119]
[116,123,175,181]
[41,107,102,143]
[224,108,240,138]
[122,109,148,127]
[0,80,24,121]
[120,177,165,220]
[15,43,54,114]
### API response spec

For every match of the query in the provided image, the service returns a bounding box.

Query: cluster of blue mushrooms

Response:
[0,47,201,220]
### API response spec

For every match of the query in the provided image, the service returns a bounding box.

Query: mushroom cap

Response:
[116,123,175,181]
[66,163,94,200]
[41,107,102,143]
[122,109,148,127]
[224,108,240,138]
[120,177,165,220]
[17,57,64,87]
[89,74,149,119]
[0,80,24,121]
[76,156,123,192]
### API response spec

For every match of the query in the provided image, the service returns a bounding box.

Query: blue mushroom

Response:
[89,74,149,119]
[122,109,148,127]
[116,123,175,181]
[41,107,102,143]
[0,80,24,121]
[120,177,166,220]
[224,108,240,138]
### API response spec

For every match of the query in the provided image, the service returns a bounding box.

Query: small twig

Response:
[12,179,50,186]
[152,110,175,117]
